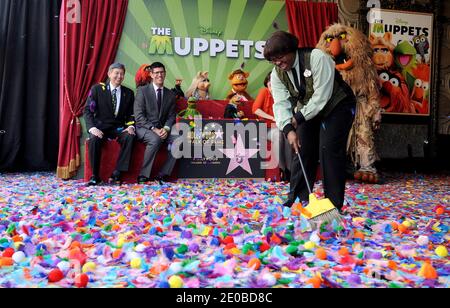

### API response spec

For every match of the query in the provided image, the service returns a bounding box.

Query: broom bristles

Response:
[308,208,342,230]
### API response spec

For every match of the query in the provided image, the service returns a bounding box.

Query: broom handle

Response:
[297,152,313,195]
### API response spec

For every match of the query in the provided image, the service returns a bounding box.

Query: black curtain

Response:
[0,0,61,172]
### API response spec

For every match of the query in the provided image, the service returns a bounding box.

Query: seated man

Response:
[134,62,178,184]
[84,62,136,185]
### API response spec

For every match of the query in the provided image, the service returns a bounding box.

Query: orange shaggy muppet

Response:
[317,24,382,183]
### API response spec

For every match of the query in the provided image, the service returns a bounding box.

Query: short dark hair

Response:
[263,72,271,87]
[263,31,299,61]
[150,62,165,72]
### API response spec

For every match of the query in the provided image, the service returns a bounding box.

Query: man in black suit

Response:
[134,62,177,184]
[84,63,135,186]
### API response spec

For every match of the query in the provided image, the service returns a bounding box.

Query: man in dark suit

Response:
[134,62,177,184]
[84,63,135,186]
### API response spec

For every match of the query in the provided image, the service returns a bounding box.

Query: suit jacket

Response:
[224,103,239,119]
[134,84,176,138]
[84,83,135,132]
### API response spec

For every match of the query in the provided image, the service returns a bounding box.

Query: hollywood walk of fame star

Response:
[219,135,259,175]
[215,129,224,140]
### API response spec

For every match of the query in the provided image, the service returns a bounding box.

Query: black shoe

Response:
[137,175,150,184]
[283,199,294,208]
[109,170,121,184]
[88,175,101,186]
[155,174,169,185]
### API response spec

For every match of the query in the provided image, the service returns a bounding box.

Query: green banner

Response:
[115,0,287,99]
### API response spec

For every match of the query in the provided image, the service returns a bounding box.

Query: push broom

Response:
[296,152,342,229]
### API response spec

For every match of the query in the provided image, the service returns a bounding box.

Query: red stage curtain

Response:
[57,0,128,179]
[286,0,338,48]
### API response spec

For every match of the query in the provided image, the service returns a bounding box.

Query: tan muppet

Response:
[225,69,253,101]
[317,24,382,183]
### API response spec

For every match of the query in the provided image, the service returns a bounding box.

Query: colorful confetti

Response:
[0,172,448,288]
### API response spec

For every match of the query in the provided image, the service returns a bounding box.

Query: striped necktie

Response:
[112,88,118,116]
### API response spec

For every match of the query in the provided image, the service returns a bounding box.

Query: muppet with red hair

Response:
[135,63,184,98]
[135,64,152,88]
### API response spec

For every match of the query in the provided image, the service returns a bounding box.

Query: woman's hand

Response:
[287,131,300,154]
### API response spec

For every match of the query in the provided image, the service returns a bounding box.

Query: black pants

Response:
[88,129,135,177]
[288,99,356,209]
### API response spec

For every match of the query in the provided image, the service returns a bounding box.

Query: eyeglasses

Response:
[270,54,286,64]
[152,70,166,75]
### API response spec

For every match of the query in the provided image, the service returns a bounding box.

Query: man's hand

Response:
[237,111,245,118]
[152,127,168,140]
[90,127,104,139]
[160,129,168,140]
[125,126,136,135]
[287,131,300,154]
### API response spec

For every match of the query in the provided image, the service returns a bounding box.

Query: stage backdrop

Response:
[369,9,433,116]
[114,0,288,99]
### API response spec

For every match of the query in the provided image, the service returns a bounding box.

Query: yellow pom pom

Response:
[200,226,212,236]
[304,241,315,250]
[117,237,125,248]
[168,275,184,288]
[82,262,96,273]
[252,210,260,220]
[402,220,412,228]
[228,248,241,255]
[435,246,448,258]
[130,258,142,269]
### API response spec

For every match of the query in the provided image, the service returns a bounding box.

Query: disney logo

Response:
[199,26,222,37]
[394,18,408,25]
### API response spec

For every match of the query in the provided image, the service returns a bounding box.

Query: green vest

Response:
[275,48,353,118]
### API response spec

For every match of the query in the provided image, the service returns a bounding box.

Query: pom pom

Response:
[168,275,184,288]
[74,273,89,288]
[48,268,64,283]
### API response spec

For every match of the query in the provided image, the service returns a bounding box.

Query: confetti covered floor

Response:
[0,172,448,288]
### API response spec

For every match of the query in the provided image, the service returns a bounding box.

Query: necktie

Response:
[112,88,118,116]
[156,88,162,110]
[291,68,301,93]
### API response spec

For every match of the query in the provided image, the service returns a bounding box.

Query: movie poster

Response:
[369,9,433,115]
